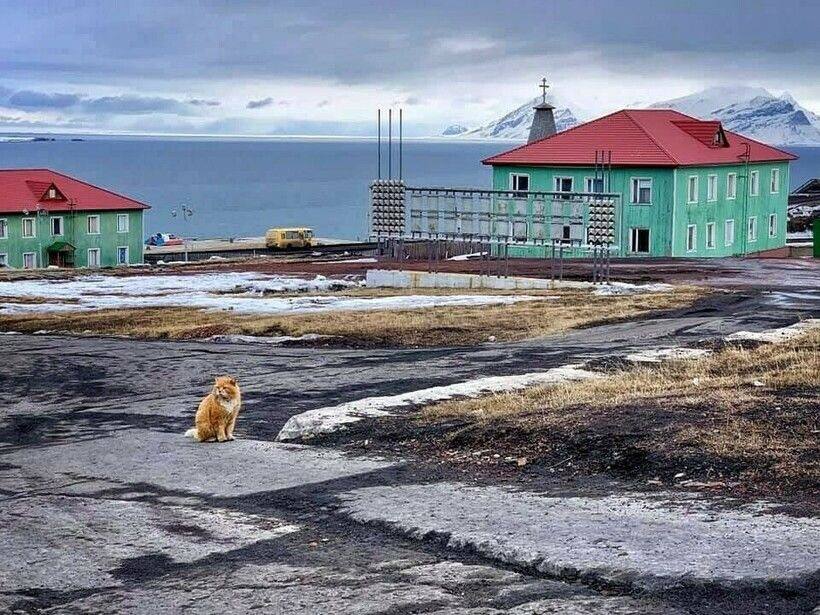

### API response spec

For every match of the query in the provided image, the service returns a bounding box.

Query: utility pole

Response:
[171,204,194,262]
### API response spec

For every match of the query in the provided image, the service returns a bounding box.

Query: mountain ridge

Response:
[447,87,820,146]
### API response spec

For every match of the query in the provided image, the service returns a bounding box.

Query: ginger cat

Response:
[185,376,242,443]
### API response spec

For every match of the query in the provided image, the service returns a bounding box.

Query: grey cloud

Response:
[1,1,817,87]
[7,90,83,109]
[246,97,273,109]
[82,95,192,115]
[317,100,330,108]
[188,98,221,106]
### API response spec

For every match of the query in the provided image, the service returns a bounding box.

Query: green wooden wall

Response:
[490,162,788,258]
[0,209,144,269]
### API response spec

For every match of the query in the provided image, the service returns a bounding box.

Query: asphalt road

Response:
[1,287,818,614]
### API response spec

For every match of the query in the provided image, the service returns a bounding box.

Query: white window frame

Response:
[725,219,735,247]
[0,253,7,267]
[0,218,7,239]
[87,215,101,235]
[553,176,574,193]
[770,169,780,194]
[87,247,101,268]
[584,177,604,193]
[768,213,777,238]
[748,216,758,242]
[116,246,130,265]
[749,170,759,196]
[22,217,36,238]
[50,216,64,236]
[630,177,652,205]
[706,175,717,202]
[706,222,716,249]
[509,173,530,194]
[22,252,37,269]
[687,176,698,203]
[686,224,697,252]
[629,227,651,254]
[726,173,737,200]
[116,213,130,233]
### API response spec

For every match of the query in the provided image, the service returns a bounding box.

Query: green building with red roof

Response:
[0,169,149,269]
[483,108,796,257]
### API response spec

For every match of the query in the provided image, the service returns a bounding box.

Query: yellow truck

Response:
[265,227,314,250]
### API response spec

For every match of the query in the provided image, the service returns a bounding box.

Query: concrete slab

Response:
[339,483,820,590]
[2,429,394,497]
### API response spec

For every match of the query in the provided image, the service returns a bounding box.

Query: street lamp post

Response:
[171,204,194,263]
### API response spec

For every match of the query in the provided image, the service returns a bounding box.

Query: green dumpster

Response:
[815,219,820,258]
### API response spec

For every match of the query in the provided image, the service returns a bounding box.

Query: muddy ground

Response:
[1,284,818,614]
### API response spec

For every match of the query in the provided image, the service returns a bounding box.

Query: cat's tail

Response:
[184,428,201,442]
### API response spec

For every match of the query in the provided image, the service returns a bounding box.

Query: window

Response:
[707,175,717,202]
[770,169,780,194]
[117,214,129,233]
[510,173,529,195]
[87,248,101,268]
[750,171,759,196]
[47,187,56,199]
[562,225,571,240]
[768,213,777,238]
[0,219,7,239]
[726,173,737,200]
[23,252,36,269]
[725,219,735,246]
[584,177,604,193]
[553,176,573,198]
[687,176,698,203]
[51,216,63,236]
[630,178,652,204]
[87,215,100,234]
[117,246,129,265]
[22,217,36,238]
[748,216,757,242]
[686,224,697,252]
[706,222,716,249]
[0,253,7,267]
[629,228,650,254]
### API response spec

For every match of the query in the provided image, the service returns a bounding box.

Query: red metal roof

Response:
[0,169,149,214]
[482,109,798,168]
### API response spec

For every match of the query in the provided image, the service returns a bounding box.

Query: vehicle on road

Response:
[265,227,314,250]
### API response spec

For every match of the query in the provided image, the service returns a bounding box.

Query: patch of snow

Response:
[341,257,378,263]
[447,252,488,261]
[276,365,598,442]
[725,318,819,343]
[593,282,674,296]
[205,333,335,345]
[0,272,539,316]
[625,347,712,363]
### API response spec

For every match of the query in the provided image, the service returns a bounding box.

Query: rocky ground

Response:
[1,283,818,614]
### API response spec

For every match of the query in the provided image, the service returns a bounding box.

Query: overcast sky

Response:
[1,0,818,136]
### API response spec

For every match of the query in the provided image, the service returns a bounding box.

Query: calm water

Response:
[0,137,817,240]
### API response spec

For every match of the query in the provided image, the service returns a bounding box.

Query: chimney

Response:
[528,101,556,143]
[528,77,557,143]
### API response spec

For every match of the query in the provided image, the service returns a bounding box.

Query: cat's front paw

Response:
[227,435,235,441]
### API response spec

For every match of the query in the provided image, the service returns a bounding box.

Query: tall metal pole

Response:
[399,108,403,181]
[388,109,393,180]
[377,109,381,180]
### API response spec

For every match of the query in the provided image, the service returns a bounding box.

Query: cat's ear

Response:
[227,376,237,385]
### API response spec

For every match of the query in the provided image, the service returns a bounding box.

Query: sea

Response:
[0,136,817,241]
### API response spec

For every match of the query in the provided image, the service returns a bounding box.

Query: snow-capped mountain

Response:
[447,86,820,145]
[450,96,580,140]
[649,86,820,146]
[441,124,469,136]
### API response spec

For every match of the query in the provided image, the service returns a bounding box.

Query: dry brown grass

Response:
[0,287,704,346]
[420,328,820,493]
[425,329,820,422]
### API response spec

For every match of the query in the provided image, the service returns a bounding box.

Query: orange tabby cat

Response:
[184,376,242,443]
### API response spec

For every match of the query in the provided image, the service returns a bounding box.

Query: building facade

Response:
[0,169,148,269]
[484,110,795,257]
